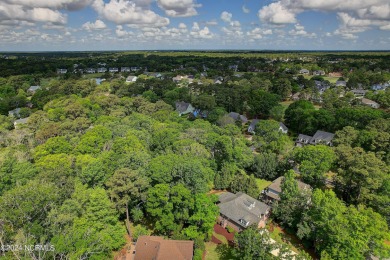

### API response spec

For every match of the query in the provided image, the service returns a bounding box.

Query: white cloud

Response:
[0,3,67,24]
[242,5,250,14]
[115,25,134,37]
[220,11,232,23]
[3,0,92,10]
[247,28,273,40]
[190,22,213,39]
[157,0,200,17]
[92,0,169,27]
[258,0,390,34]
[205,20,218,26]
[178,22,187,29]
[258,2,297,24]
[82,20,107,31]
[289,23,316,38]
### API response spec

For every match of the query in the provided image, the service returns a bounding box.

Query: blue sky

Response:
[0,0,389,51]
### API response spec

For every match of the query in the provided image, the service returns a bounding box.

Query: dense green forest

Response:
[0,51,389,259]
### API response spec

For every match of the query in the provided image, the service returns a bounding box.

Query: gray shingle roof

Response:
[296,134,312,143]
[28,85,41,92]
[175,101,191,113]
[265,177,311,201]
[248,119,260,133]
[218,192,270,229]
[310,130,334,145]
[228,112,248,123]
[279,122,288,132]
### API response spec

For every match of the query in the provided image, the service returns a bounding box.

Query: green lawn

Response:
[303,75,342,84]
[205,242,236,260]
[256,178,272,191]
[213,231,228,244]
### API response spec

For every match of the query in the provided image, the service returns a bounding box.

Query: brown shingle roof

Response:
[134,236,194,260]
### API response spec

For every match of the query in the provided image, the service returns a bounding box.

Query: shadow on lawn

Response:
[215,244,237,260]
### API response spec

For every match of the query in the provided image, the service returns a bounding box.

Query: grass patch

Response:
[213,231,228,244]
[256,178,272,191]
[205,242,236,260]
[280,101,293,108]
[205,242,219,260]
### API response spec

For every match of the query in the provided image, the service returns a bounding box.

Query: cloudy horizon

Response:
[0,0,389,51]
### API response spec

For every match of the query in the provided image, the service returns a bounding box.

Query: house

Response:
[172,75,193,84]
[229,64,238,72]
[121,67,130,72]
[175,101,195,116]
[85,68,96,74]
[217,192,270,232]
[371,83,389,91]
[299,69,310,75]
[8,108,21,118]
[248,120,287,134]
[295,134,313,147]
[56,69,67,74]
[361,98,380,109]
[28,85,41,95]
[134,236,193,260]
[126,76,138,83]
[192,109,208,118]
[94,78,105,85]
[214,79,223,84]
[296,130,336,147]
[312,70,325,76]
[279,122,288,134]
[131,66,141,72]
[248,119,260,134]
[310,130,335,146]
[335,80,347,87]
[350,89,366,97]
[109,67,119,73]
[228,112,248,124]
[314,80,330,94]
[97,67,107,73]
[262,176,311,204]
[328,72,343,77]
[13,117,29,128]
[291,92,300,101]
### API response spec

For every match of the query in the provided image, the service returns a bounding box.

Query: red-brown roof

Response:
[134,236,194,260]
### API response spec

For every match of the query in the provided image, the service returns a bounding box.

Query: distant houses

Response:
[86,68,96,74]
[13,117,29,128]
[28,85,41,95]
[247,119,288,135]
[126,76,138,83]
[351,89,367,97]
[109,67,119,73]
[295,130,335,147]
[97,67,107,73]
[361,98,380,109]
[312,70,325,76]
[217,192,270,232]
[335,80,347,87]
[8,108,21,118]
[57,69,67,74]
[121,67,131,72]
[227,112,248,124]
[299,69,310,75]
[175,101,195,116]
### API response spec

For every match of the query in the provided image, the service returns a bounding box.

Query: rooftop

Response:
[134,236,194,260]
